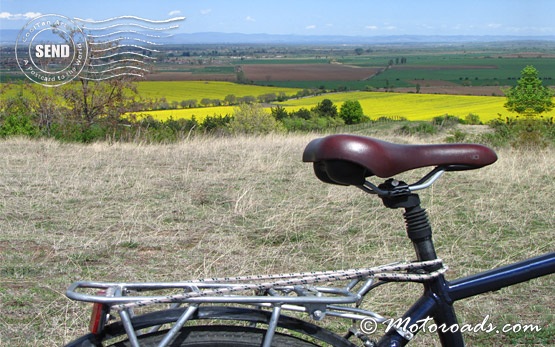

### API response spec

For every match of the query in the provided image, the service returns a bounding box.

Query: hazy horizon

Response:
[2,0,555,38]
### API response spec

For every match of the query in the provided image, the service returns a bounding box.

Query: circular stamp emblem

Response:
[15,14,88,87]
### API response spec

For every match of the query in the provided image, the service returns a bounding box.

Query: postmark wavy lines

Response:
[74,15,186,24]
[88,37,163,46]
[91,44,160,54]
[88,58,148,67]
[79,72,146,81]
[75,16,185,81]
[84,30,173,39]
[88,51,156,60]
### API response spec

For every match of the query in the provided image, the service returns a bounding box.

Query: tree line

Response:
[0,78,368,142]
[150,88,323,110]
[1,65,553,146]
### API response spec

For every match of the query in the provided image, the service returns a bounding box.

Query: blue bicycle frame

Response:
[373,178,555,347]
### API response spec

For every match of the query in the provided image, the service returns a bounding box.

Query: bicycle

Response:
[65,134,555,347]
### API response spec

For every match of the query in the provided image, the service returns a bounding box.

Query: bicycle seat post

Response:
[378,179,440,271]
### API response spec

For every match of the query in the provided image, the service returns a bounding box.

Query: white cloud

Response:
[487,23,502,29]
[0,11,42,20]
[364,24,397,31]
[200,9,212,15]
[305,25,316,30]
[245,16,255,22]
[168,10,181,16]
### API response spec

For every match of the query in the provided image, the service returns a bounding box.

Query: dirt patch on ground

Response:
[457,124,494,134]
[242,64,381,81]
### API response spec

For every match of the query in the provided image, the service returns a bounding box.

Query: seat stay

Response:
[303,135,497,185]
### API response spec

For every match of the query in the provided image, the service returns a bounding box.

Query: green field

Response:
[367,56,555,88]
[255,54,555,90]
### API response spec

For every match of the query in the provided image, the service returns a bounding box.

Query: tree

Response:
[257,93,277,103]
[238,95,256,104]
[339,100,366,124]
[53,28,139,137]
[60,78,137,126]
[313,99,338,118]
[504,65,553,118]
[224,94,237,105]
[271,106,288,121]
[24,84,63,136]
[200,98,213,107]
[291,108,313,120]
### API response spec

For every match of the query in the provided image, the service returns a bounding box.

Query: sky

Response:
[1,0,555,37]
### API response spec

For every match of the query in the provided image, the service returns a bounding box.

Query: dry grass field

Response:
[0,133,553,346]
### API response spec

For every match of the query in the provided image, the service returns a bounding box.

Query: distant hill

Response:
[164,32,555,45]
[2,29,554,45]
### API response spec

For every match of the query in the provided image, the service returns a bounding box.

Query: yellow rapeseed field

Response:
[136,81,302,103]
[278,91,506,122]
[129,106,236,123]
[135,91,507,123]
[3,81,507,123]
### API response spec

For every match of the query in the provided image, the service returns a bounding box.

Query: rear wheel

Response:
[109,325,319,346]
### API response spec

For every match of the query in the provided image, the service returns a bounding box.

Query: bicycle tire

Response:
[108,325,320,346]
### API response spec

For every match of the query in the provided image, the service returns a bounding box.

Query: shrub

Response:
[0,93,41,138]
[0,113,39,137]
[464,113,482,125]
[201,114,233,135]
[445,130,468,143]
[229,104,284,135]
[479,116,555,148]
[432,114,462,128]
[396,122,438,136]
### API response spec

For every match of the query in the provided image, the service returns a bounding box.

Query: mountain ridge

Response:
[2,29,554,45]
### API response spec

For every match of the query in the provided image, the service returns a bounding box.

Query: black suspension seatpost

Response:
[403,204,441,271]
[377,179,441,271]
[377,180,463,346]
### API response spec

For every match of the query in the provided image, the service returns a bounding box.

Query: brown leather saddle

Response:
[303,134,498,185]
